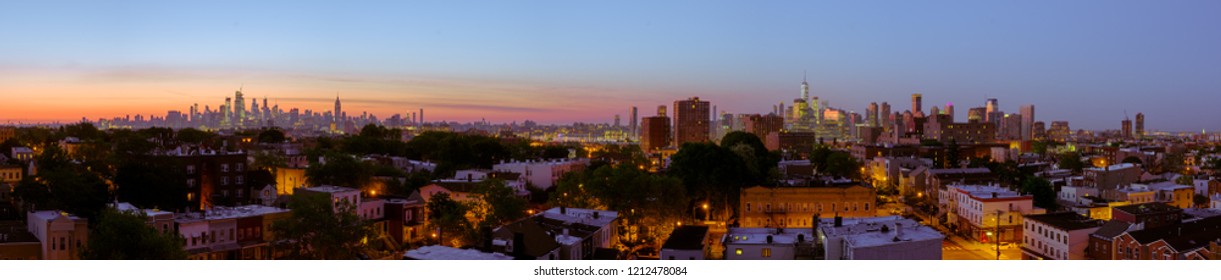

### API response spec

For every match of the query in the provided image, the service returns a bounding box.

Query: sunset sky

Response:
[1,1,1219,131]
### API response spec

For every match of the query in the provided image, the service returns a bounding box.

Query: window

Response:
[746,203,752,213]
[221,176,229,186]
[237,163,244,172]
[221,164,229,172]
[761,248,772,258]
[236,175,244,185]
[765,204,771,212]
[735,248,743,256]
[187,165,196,174]
[865,203,870,211]
[187,179,196,188]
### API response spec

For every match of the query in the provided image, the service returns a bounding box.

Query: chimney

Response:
[560,206,567,215]
[766,235,774,244]
[467,173,473,182]
[562,228,569,237]
[592,211,600,219]
[992,192,998,199]
[834,216,843,228]
[896,222,905,239]
[480,226,493,251]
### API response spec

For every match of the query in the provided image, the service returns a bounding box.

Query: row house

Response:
[1021,212,1103,260]
[942,185,1041,244]
[1113,215,1221,260]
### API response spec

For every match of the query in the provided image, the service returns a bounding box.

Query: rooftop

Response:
[723,227,815,245]
[948,185,1027,200]
[662,225,709,251]
[1126,216,1221,253]
[819,216,944,248]
[403,245,512,260]
[1024,212,1104,231]
[541,207,618,228]
[1113,203,1182,216]
[175,205,290,223]
[0,221,39,244]
[1085,163,1138,172]
[112,202,174,217]
[1090,220,1134,239]
[928,167,991,175]
[302,185,359,194]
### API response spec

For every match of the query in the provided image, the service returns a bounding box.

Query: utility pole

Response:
[996,209,1002,260]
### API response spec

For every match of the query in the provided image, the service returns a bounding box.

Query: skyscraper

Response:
[880,102,892,132]
[630,106,638,136]
[1020,104,1034,141]
[1135,113,1145,138]
[674,97,711,145]
[614,114,621,127]
[967,107,986,123]
[641,106,672,151]
[222,97,232,128]
[985,98,999,123]
[1049,121,1071,142]
[866,102,879,127]
[1122,118,1133,139]
[235,89,246,127]
[911,93,923,114]
[801,72,810,103]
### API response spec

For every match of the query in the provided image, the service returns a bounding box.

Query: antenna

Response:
[1125,110,1130,121]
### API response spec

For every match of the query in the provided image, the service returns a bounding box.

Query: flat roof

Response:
[542,207,617,228]
[948,185,1027,200]
[302,185,358,193]
[175,205,290,222]
[819,216,943,248]
[723,227,814,245]
[404,245,512,260]
[1113,203,1181,215]
[1024,212,1103,231]
[1085,163,1138,172]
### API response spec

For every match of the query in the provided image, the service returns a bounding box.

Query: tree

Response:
[1021,177,1057,211]
[1176,175,1195,186]
[472,180,528,228]
[721,131,780,185]
[81,208,187,260]
[13,145,109,220]
[550,164,689,247]
[1194,193,1210,208]
[272,192,374,259]
[257,128,287,144]
[426,192,472,247]
[1058,152,1085,174]
[668,142,750,219]
[306,152,374,188]
[541,146,571,159]
[1032,141,1049,156]
[114,157,189,212]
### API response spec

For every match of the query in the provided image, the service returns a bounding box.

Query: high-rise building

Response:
[866,102,879,127]
[630,106,639,136]
[945,102,955,122]
[1020,104,1035,141]
[1002,114,1023,140]
[235,90,246,127]
[222,97,232,128]
[967,107,986,123]
[744,114,784,141]
[985,98,1000,123]
[911,93,923,114]
[1122,118,1133,139]
[1033,121,1046,141]
[641,106,672,151]
[930,106,940,117]
[801,73,810,104]
[673,97,711,145]
[1135,113,1145,139]
[880,102,892,132]
[1049,121,1071,142]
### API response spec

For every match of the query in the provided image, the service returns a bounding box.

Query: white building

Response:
[492,158,589,190]
[113,202,176,234]
[301,185,362,213]
[722,227,815,260]
[1058,185,1099,202]
[403,245,512,260]
[1021,212,1102,260]
[943,184,1040,244]
[1211,193,1221,210]
[27,210,88,260]
[816,216,943,260]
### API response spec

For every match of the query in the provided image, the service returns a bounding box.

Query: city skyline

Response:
[2,1,1220,131]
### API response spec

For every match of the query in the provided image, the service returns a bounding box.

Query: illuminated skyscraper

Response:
[801,72,810,103]
[967,107,986,123]
[985,98,1000,124]
[674,97,711,145]
[867,102,879,127]
[1049,121,1071,142]
[911,93,923,114]
[222,97,232,128]
[1020,104,1034,141]
[945,102,955,122]
[235,89,245,127]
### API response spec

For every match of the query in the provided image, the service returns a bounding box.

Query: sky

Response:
[1,1,1219,131]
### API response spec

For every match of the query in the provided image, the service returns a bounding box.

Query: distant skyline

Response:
[1,1,1219,131]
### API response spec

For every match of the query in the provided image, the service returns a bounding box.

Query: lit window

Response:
[735,248,743,256]
[762,248,772,258]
